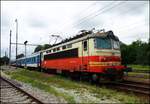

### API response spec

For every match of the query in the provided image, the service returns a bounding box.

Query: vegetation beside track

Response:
[126,72,150,79]
[120,40,149,66]
[4,68,148,103]
[128,65,150,71]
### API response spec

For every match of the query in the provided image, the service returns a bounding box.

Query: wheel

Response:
[91,74,99,84]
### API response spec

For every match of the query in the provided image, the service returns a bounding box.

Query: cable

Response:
[58,1,117,32]
[71,1,127,30]
[57,1,98,32]
[108,2,148,31]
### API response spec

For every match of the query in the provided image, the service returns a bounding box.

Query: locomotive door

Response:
[82,39,89,70]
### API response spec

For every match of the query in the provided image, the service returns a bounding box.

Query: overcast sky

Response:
[1,1,149,59]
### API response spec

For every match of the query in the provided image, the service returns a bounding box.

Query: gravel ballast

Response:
[1,71,67,103]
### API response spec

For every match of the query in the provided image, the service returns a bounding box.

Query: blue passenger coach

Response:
[16,52,41,68]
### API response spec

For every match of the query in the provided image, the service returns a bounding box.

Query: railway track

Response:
[0,76,44,104]
[132,69,150,73]
[109,81,150,96]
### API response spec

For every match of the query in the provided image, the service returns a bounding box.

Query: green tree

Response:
[43,44,51,50]
[0,56,9,65]
[120,39,149,66]
[16,53,24,59]
[34,45,43,52]
[120,43,128,65]
[147,41,150,65]
[34,44,51,53]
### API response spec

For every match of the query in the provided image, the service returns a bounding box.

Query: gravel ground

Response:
[1,71,67,104]
[20,82,67,103]
[52,86,120,103]
[1,65,16,71]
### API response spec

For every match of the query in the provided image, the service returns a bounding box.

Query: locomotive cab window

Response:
[94,37,120,49]
[112,40,120,49]
[83,40,87,51]
[95,38,111,49]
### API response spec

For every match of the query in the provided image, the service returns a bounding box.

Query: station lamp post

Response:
[15,19,18,68]
[9,30,12,68]
[24,41,28,67]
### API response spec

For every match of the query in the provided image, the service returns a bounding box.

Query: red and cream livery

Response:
[41,29,127,81]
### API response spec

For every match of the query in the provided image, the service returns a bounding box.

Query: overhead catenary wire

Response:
[56,1,147,41]
[108,2,148,31]
[58,1,125,32]
[71,0,147,35]
[47,2,98,43]
[61,1,148,44]
[70,1,127,30]
[57,1,98,32]
[57,1,134,41]
[58,1,117,32]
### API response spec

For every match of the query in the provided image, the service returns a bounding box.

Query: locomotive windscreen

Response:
[95,37,120,49]
[44,48,78,60]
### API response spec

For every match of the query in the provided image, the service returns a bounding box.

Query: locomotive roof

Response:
[17,29,119,60]
[51,30,118,46]
[37,30,119,53]
[55,30,117,44]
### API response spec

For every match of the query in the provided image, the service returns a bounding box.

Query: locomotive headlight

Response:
[103,57,106,61]
[113,63,116,66]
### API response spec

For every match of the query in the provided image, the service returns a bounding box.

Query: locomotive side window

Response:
[67,44,72,48]
[57,47,60,51]
[83,41,87,51]
[94,39,96,48]
[53,48,56,52]
[49,50,51,53]
[44,48,78,60]
[62,45,66,49]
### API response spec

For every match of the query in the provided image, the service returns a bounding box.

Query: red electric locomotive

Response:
[41,29,128,81]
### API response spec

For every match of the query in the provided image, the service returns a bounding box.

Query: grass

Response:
[4,68,148,103]
[126,72,150,79]
[128,64,150,70]
[5,69,75,103]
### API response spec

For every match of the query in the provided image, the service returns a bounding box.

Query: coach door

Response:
[82,40,89,70]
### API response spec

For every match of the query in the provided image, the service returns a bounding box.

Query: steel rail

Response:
[109,81,150,96]
[0,76,44,104]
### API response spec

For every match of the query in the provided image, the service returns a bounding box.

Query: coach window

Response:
[83,41,87,51]
[34,57,36,62]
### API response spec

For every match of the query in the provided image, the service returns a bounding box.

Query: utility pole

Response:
[24,41,28,68]
[9,30,12,68]
[15,19,18,68]
[5,51,7,66]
